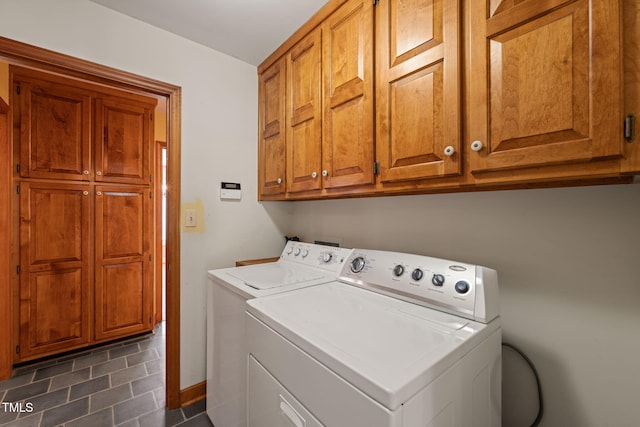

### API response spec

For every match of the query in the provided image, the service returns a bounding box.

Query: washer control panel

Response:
[341,249,499,322]
[280,241,353,273]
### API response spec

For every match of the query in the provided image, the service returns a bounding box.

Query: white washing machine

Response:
[246,249,502,427]
[206,241,353,427]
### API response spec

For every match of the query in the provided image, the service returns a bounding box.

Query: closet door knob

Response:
[83,170,89,175]
[322,170,328,177]
[444,146,455,156]
[96,171,103,176]
[276,178,282,185]
[312,171,318,179]
[96,191,102,196]
[82,191,89,196]
[471,140,484,152]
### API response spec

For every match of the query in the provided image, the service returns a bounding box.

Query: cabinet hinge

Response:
[373,0,379,5]
[16,164,20,173]
[16,185,20,194]
[16,85,20,95]
[16,265,20,274]
[15,345,20,354]
[150,113,153,121]
[149,254,152,262]
[149,174,153,182]
[373,160,380,176]
[149,191,153,199]
[624,114,635,141]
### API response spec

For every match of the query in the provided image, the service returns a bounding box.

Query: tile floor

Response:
[0,323,212,427]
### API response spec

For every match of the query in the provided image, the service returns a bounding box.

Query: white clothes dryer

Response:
[246,249,502,427]
[206,241,353,427]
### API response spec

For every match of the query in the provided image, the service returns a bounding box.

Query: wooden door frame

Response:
[0,36,182,409]
[0,94,10,380]
[155,140,167,324]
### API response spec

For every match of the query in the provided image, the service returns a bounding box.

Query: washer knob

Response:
[432,273,445,287]
[455,280,470,294]
[411,268,424,281]
[393,265,405,277]
[286,246,293,255]
[301,249,309,258]
[350,256,366,273]
[322,252,333,263]
[294,247,301,256]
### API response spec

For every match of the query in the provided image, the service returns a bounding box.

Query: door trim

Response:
[0,36,182,409]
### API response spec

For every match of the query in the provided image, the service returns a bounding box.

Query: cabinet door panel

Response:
[468,0,622,174]
[322,0,374,189]
[17,78,92,181]
[95,98,152,185]
[377,0,461,182]
[95,186,152,341]
[18,183,90,360]
[259,59,287,197]
[287,29,322,193]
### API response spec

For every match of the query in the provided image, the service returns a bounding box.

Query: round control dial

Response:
[301,249,309,258]
[432,274,445,287]
[393,264,405,277]
[350,256,366,273]
[294,247,301,256]
[455,280,470,294]
[322,252,333,263]
[411,268,424,281]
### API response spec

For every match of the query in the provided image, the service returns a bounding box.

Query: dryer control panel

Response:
[339,249,499,323]
[280,241,353,274]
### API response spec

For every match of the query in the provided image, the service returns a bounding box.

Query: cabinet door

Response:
[94,186,152,341]
[18,183,91,360]
[259,59,287,198]
[95,98,153,185]
[16,77,92,181]
[467,0,623,175]
[322,0,374,189]
[286,29,323,193]
[376,0,461,182]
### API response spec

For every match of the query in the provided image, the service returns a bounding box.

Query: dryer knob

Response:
[286,246,293,255]
[294,247,301,256]
[393,264,405,277]
[301,249,309,258]
[322,252,333,263]
[411,268,424,281]
[350,256,366,273]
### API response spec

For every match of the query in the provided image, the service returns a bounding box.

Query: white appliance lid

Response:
[228,263,324,289]
[246,282,499,410]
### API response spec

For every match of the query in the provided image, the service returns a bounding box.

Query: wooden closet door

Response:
[94,98,153,185]
[94,185,152,341]
[16,77,92,181]
[258,58,287,198]
[18,182,91,360]
[467,0,623,175]
[286,28,323,193]
[376,0,461,182]
[321,0,375,189]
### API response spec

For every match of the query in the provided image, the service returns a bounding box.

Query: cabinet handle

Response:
[322,170,328,177]
[96,171,103,176]
[83,191,89,196]
[276,178,282,185]
[311,172,318,179]
[83,170,89,175]
[471,140,484,152]
[444,146,455,156]
[96,191,102,196]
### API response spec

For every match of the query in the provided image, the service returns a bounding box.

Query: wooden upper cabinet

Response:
[94,185,152,341]
[376,0,461,182]
[467,0,623,175]
[259,58,287,198]
[18,182,91,360]
[286,28,323,193]
[95,98,154,185]
[16,77,92,181]
[322,0,375,189]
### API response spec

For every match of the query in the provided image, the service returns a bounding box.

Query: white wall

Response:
[290,183,640,426]
[0,0,293,388]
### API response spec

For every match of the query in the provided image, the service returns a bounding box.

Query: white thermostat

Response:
[220,182,242,200]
